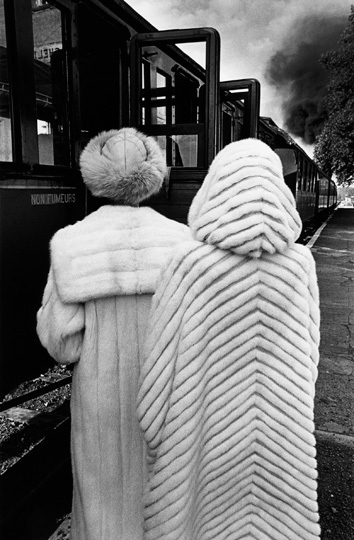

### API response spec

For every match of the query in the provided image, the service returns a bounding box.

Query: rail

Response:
[0,376,72,413]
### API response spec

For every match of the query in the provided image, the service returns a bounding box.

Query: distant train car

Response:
[259,117,337,228]
[214,93,337,229]
[0,0,336,395]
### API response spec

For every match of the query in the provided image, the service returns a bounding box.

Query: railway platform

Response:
[310,206,354,539]
[1,208,353,540]
[47,207,354,540]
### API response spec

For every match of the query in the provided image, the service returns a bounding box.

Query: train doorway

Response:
[130,27,220,221]
[76,3,130,147]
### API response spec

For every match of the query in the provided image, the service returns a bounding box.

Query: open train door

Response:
[130,28,220,223]
[219,78,260,148]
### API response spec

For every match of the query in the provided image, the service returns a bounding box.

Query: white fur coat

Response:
[36,205,191,540]
[37,205,191,362]
[137,139,321,540]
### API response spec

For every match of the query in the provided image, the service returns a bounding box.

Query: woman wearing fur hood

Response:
[138,138,321,539]
[36,128,191,540]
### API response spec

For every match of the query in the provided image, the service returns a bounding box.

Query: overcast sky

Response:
[125,0,352,155]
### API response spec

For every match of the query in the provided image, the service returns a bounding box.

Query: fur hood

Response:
[80,128,167,205]
[188,138,302,257]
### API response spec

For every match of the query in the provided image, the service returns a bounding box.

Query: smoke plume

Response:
[266,14,347,144]
[126,0,352,147]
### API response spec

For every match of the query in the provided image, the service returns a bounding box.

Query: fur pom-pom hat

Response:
[79,128,167,205]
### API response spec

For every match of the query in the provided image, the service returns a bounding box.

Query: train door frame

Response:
[129,27,220,223]
[76,2,131,145]
[219,79,260,147]
[4,0,39,166]
[130,27,220,168]
[75,0,133,215]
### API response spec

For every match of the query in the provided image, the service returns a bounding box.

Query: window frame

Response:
[130,28,220,169]
[219,79,260,147]
[1,0,79,178]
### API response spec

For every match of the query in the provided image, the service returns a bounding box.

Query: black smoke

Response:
[266,14,347,144]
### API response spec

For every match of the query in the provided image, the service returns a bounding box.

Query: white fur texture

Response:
[36,205,192,540]
[36,267,84,364]
[138,242,320,540]
[49,205,191,302]
[188,138,302,257]
[36,205,192,361]
[138,140,320,539]
[80,128,167,205]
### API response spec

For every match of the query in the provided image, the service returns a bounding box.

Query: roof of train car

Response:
[93,0,208,80]
[0,1,208,85]
[260,116,295,147]
[100,0,158,34]
[259,116,334,182]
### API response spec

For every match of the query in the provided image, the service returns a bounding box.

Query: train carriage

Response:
[259,116,337,227]
[0,0,336,396]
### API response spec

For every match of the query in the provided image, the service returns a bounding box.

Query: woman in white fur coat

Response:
[36,128,191,540]
[138,138,321,540]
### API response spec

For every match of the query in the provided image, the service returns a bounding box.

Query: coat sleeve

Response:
[137,249,189,465]
[306,249,321,384]
[36,266,85,364]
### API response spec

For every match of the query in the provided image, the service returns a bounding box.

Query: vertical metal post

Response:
[204,29,220,165]
[129,33,142,128]
[219,78,261,142]
[68,2,81,169]
[4,0,39,165]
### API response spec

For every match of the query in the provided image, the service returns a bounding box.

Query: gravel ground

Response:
[48,514,71,540]
[0,365,72,475]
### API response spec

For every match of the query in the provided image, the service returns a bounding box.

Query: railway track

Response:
[0,371,73,540]
[0,376,72,414]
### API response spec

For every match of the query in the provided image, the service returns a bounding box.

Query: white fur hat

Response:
[79,128,167,205]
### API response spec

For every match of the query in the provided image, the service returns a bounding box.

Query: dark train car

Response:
[259,117,337,227]
[132,31,261,220]
[0,0,87,396]
[124,26,220,221]
[0,0,336,396]
[0,0,256,395]
[1,0,267,397]
[0,0,192,394]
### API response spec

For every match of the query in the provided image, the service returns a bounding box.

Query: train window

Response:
[140,62,187,165]
[130,28,220,169]
[0,0,12,161]
[302,160,307,191]
[219,80,260,146]
[139,47,200,166]
[222,99,244,145]
[222,109,233,147]
[143,68,170,126]
[298,156,303,191]
[174,68,198,124]
[32,2,70,166]
[156,70,168,124]
[78,4,130,147]
[275,148,297,198]
[169,68,199,166]
[306,163,312,192]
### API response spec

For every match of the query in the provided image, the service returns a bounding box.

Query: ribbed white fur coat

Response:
[137,139,321,540]
[37,205,191,540]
